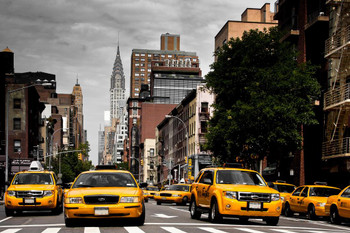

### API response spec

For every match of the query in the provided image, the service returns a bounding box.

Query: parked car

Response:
[284,184,341,220]
[325,185,350,224]
[268,180,296,211]
[64,168,146,227]
[5,161,63,216]
[189,166,282,225]
[154,184,191,205]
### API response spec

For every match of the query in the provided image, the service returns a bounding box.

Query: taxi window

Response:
[276,184,296,193]
[301,187,309,197]
[72,172,137,188]
[341,188,350,198]
[292,187,304,196]
[166,185,190,191]
[216,170,266,186]
[12,173,53,185]
[194,170,204,183]
[146,187,159,191]
[199,170,213,184]
[309,187,341,197]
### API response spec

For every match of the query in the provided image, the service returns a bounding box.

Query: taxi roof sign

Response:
[29,161,44,171]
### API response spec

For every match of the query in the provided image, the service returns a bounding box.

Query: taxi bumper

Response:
[219,198,282,218]
[5,195,57,210]
[154,195,183,203]
[64,203,143,219]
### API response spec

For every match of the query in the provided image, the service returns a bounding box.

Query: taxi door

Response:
[197,170,213,208]
[289,186,304,212]
[338,187,350,218]
[298,187,309,213]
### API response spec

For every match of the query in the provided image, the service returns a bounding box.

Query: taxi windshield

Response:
[216,170,266,186]
[72,172,137,188]
[309,187,340,197]
[147,187,159,191]
[12,173,53,185]
[276,184,296,193]
[166,185,190,191]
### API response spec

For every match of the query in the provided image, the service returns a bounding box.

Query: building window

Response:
[133,118,137,124]
[14,140,21,152]
[135,53,140,56]
[13,99,21,109]
[201,102,209,113]
[13,118,21,130]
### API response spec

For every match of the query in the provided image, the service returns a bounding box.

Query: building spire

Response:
[117,32,120,55]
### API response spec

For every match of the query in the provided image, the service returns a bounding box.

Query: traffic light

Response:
[78,153,83,160]
[140,159,143,166]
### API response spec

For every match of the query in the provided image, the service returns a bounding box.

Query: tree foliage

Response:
[204,28,320,164]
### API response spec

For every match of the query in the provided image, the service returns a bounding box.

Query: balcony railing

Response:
[325,25,350,58]
[322,137,350,159]
[324,83,350,110]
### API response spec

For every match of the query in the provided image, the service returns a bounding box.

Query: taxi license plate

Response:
[23,198,35,204]
[94,207,109,216]
[162,197,167,200]
[248,202,261,209]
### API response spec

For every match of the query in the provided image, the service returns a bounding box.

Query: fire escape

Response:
[322,0,350,159]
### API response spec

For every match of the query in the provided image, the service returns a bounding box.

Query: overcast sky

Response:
[0,0,275,165]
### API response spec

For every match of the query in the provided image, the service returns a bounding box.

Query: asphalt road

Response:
[0,199,349,233]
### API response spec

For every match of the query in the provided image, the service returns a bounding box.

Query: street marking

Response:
[84,227,100,233]
[161,227,187,233]
[169,206,190,213]
[280,216,350,231]
[124,227,145,233]
[272,230,297,233]
[0,229,22,233]
[0,218,12,223]
[199,227,228,233]
[236,228,265,233]
[41,228,61,233]
[151,214,177,218]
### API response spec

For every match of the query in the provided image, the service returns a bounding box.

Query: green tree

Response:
[205,28,320,166]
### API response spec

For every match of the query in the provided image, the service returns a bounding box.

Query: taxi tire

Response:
[64,217,76,227]
[307,204,316,220]
[157,201,161,205]
[135,202,145,226]
[189,198,201,219]
[209,199,223,223]
[52,199,63,215]
[265,217,279,226]
[5,207,14,217]
[182,196,188,205]
[330,206,341,224]
[284,202,293,217]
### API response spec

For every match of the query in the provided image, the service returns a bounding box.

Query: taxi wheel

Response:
[239,217,249,223]
[209,199,223,223]
[182,196,188,205]
[307,204,316,220]
[265,217,279,226]
[135,202,145,226]
[330,207,341,224]
[189,198,201,219]
[64,217,76,227]
[284,203,293,217]
[52,199,63,215]
[157,201,161,205]
[5,207,14,217]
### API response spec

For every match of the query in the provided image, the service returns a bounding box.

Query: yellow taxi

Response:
[4,161,63,216]
[189,166,282,225]
[268,180,296,210]
[141,188,149,202]
[325,185,350,224]
[146,186,160,199]
[284,183,341,220]
[154,184,191,205]
[64,168,146,227]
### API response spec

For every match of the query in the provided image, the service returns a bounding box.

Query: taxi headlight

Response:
[224,191,237,199]
[43,191,54,197]
[66,197,83,204]
[271,194,280,201]
[317,202,326,207]
[172,194,181,197]
[120,196,139,203]
[7,191,15,197]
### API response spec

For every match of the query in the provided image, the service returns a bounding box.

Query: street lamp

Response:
[165,114,189,182]
[5,81,51,188]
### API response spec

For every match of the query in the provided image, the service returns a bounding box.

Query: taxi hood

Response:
[8,184,56,191]
[217,184,279,194]
[66,187,140,197]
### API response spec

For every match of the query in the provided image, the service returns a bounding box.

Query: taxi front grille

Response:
[160,193,172,197]
[16,191,43,198]
[238,192,271,202]
[84,195,119,204]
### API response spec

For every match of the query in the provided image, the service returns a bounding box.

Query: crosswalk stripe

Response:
[124,227,145,233]
[272,230,297,233]
[0,229,22,233]
[162,227,187,233]
[198,227,228,233]
[41,228,61,233]
[236,228,266,233]
[84,227,100,233]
